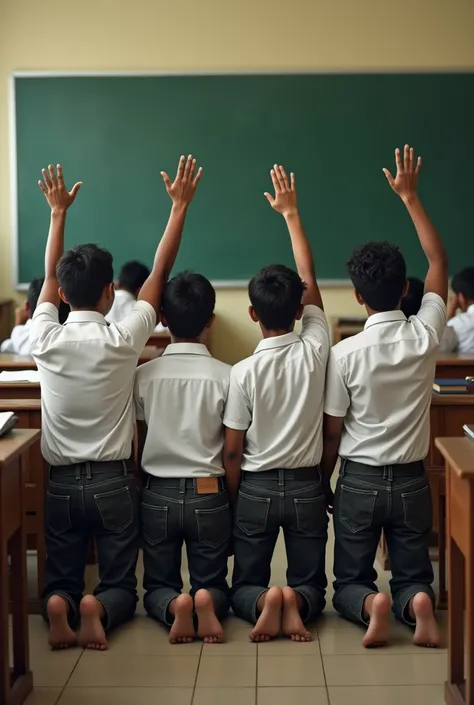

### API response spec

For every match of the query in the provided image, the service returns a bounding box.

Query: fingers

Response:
[264,192,275,207]
[161,171,172,190]
[183,154,194,181]
[57,164,64,186]
[273,164,286,190]
[395,148,404,175]
[192,166,203,187]
[270,169,281,193]
[175,155,185,180]
[403,144,411,173]
[48,164,58,186]
[382,168,395,187]
[38,180,47,193]
[69,182,83,199]
[415,155,422,175]
[278,165,291,189]
[290,172,296,191]
[42,168,52,189]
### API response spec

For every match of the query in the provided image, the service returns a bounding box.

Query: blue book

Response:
[433,378,469,394]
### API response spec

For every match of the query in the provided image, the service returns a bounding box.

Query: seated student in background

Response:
[1,279,69,356]
[30,155,199,651]
[322,145,446,649]
[105,260,150,323]
[135,270,231,645]
[224,166,330,643]
[401,276,457,352]
[446,266,474,352]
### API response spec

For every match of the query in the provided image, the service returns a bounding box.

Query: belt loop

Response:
[340,458,346,477]
[388,465,393,483]
[86,461,92,480]
[75,463,81,480]
[382,466,387,481]
[179,478,185,495]
[122,460,127,476]
[48,465,52,481]
[146,474,151,490]
[278,469,284,488]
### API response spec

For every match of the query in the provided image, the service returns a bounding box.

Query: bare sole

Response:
[281,587,311,642]
[195,589,224,644]
[362,593,391,648]
[47,595,77,650]
[78,595,107,651]
[250,587,282,643]
[412,593,440,648]
[169,593,195,644]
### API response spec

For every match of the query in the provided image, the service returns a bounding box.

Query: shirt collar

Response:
[364,310,407,330]
[162,343,212,357]
[65,311,108,326]
[254,332,300,354]
[115,289,135,302]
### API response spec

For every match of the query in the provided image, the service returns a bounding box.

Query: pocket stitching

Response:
[294,495,327,536]
[141,504,168,546]
[401,484,431,534]
[339,485,377,535]
[237,492,270,536]
[46,491,72,536]
[95,485,133,533]
[196,502,230,548]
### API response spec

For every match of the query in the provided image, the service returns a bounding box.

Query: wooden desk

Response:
[435,437,474,705]
[436,353,474,380]
[0,384,40,400]
[0,429,40,705]
[332,318,365,344]
[147,332,171,349]
[0,299,14,346]
[377,392,474,609]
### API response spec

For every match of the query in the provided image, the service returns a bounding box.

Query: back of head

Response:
[118,260,150,296]
[27,278,44,317]
[347,241,407,312]
[400,277,424,318]
[57,244,114,309]
[248,264,304,331]
[452,267,474,303]
[162,271,216,339]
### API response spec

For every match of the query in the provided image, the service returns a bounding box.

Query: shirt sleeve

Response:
[10,325,31,356]
[113,301,157,353]
[415,292,447,342]
[29,303,61,357]
[324,349,350,418]
[0,338,14,353]
[300,305,330,352]
[439,325,458,353]
[223,367,252,431]
[133,371,146,421]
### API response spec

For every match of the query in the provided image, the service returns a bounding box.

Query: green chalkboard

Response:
[14,73,474,285]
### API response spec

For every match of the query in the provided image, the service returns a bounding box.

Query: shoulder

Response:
[331,329,369,362]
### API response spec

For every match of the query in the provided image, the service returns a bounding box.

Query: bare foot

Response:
[195,589,224,644]
[169,593,195,644]
[281,587,312,642]
[249,586,282,643]
[78,595,107,651]
[362,593,391,648]
[411,592,440,648]
[47,595,77,650]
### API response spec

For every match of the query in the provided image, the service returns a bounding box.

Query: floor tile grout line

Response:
[317,636,331,705]
[53,646,85,702]
[190,642,203,705]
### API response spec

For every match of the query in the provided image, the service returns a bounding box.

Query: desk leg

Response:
[438,495,447,610]
[10,525,29,680]
[0,532,9,704]
[465,492,474,705]
[448,534,465,689]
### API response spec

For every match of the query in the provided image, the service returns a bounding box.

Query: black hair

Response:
[58,301,70,325]
[451,267,474,301]
[248,264,304,330]
[162,271,216,339]
[56,244,114,309]
[27,278,44,315]
[118,260,150,296]
[347,241,407,312]
[400,277,424,318]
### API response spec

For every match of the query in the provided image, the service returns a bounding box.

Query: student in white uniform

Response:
[1,279,69,355]
[30,155,202,651]
[322,146,447,649]
[223,166,330,643]
[401,277,457,352]
[134,271,231,645]
[446,267,474,352]
[106,261,150,323]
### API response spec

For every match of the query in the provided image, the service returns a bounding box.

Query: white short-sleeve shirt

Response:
[224,305,330,472]
[447,304,474,353]
[30,301,156,466]
[105,289,135,324]
[0,319,32,356]
[134,343,231,477]
[324,293,447,466]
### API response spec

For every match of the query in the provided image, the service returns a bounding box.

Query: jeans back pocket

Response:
[141,502,168,546]
[294,494,328,536]
[94,485,134,533]
[401,483,433,534]
[195,502,231,548]
[338,483,377,534]
[46,491,72,536]
[236,490,270,536]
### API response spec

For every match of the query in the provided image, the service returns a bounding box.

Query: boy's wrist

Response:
[401,193,420,208]
[283,208,299,221]
[50,208,67,218]
[170,202,189,216]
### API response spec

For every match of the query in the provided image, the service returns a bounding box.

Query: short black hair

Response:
[452,267,474,301]
[57,244,114,309]
[118,261,150,296]
[400,277,424,318]
[27,278,44,315]
[162,271,216,338]
[347,241,407,312]
[248,264,304,330]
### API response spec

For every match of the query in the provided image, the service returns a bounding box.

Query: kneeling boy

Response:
[323,145,446,648]
[224,166,330,642]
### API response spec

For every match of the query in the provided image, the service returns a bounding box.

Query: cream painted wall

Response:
[1,0,473,362]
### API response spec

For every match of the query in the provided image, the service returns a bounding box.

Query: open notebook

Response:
[0,370,40,383]
[0,411,18,436]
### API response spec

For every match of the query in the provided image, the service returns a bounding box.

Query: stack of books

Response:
[433,378,474,394]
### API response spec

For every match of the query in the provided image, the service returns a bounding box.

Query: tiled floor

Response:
[24,527,447,705]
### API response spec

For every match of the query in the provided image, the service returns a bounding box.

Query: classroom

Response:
[1,1,474,705]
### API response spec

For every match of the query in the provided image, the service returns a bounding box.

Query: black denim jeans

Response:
[141,475,231,626]
[231,469,328,624]
[43,461,140,631]
[333,459,435,626]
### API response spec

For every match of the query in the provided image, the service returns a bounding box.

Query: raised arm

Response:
[383,145,448,303]
[37,164,82,307]
[138,154,202,313]
[264,165,323,310]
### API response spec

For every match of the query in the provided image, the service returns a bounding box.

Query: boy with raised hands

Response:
[323,145,446,648]
[224,165,330,642]
[31,155,202,650]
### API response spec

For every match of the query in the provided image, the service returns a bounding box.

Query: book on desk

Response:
[433,377,474,394]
